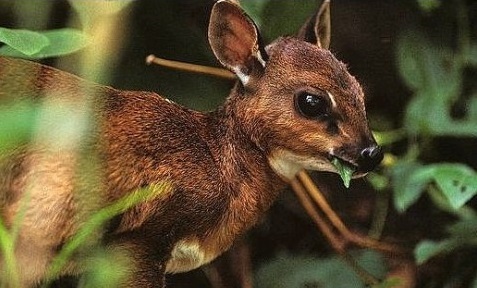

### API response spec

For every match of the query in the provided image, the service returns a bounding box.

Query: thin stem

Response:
[290,178,345,252]
[146,55,235,80]
[291,176,381,286]
[297,170,407,254]
[368,190,390,240]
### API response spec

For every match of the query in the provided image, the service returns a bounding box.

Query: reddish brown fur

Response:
[0,1,380,287]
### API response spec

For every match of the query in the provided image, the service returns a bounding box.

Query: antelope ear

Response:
[297,0,331,49]
[208,0,267,85]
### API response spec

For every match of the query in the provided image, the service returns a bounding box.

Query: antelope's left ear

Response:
[297,0,331,49]
[208,0,268,86]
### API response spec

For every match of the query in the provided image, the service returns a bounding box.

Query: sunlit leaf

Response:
[0,28,89,59]
[0,27,49,55]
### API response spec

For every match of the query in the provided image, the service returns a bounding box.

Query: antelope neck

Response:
[207,100,287,220]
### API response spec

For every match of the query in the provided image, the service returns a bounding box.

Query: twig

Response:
[296,170,406,254]
[146,55,235,80]
[291,175,381,286]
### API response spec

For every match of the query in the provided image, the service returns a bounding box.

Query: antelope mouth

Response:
[328,154,367,179]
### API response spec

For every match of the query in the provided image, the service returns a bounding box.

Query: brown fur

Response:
[0,1,381,287]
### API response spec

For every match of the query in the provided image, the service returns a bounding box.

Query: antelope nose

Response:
[358,145,383,172]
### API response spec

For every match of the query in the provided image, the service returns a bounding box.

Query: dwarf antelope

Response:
[0,0,382,287]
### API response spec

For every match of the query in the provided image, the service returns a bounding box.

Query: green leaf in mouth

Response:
[331,158,356,188]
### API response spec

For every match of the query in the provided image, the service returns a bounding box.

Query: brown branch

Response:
[296,170,407,255]
[146,54,235,80]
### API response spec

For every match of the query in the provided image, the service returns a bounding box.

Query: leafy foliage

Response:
[397,30,477,137]
[373,0,477,280]
[255,250,387,288]
[0,28,89,59]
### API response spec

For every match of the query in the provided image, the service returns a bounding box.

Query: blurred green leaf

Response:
[432,164,477,209]
[78,248,130,287]
[391,161,434,213]
[372,277,402,288]
[0,27,49,55]
[373,129,406,147]
[0,28,89,59]
[258,1,316,41]
[68,0,134,29]
[398,30,477,137]
[255,250,387,288]
[415,217,477,264]
[447,215,477,237]
[415,239,456,264]
[241,0,270,28]
[397,32,427,91]
[417,0,441,12]
[0,101,38,152]
[45,183,170,282]
[367,172,389,191]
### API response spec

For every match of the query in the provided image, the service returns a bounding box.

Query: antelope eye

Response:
[294,91,329,118]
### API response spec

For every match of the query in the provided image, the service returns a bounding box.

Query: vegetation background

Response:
[0,0,476,287]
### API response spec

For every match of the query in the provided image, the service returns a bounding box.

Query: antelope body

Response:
[0,1,382,287]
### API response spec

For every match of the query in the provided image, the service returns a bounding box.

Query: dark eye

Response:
[294,91,329,118]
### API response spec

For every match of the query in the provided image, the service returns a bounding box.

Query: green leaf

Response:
[78,249,130,287]
[417,0,441,12]
[241,0,270,28]
[447,217,477,238]
[396,31,427,91]
[397,30,477,137]
[255,250,387,288]
[0,27,49,55]
[432,164,477,209]
[331,158,356,188]
[414,239,457,264]
[259,1,316,41]
[414,217,477,264]
[0,101,38,152]
[390,161,434,213]
[45,183,170,282]
[0,28,89,59]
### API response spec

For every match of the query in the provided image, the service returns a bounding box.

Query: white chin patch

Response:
[268,149,335,181]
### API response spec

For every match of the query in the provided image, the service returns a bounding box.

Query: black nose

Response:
[358,145,383,172]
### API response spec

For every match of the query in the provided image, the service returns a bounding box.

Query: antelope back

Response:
[208,0,382,181]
